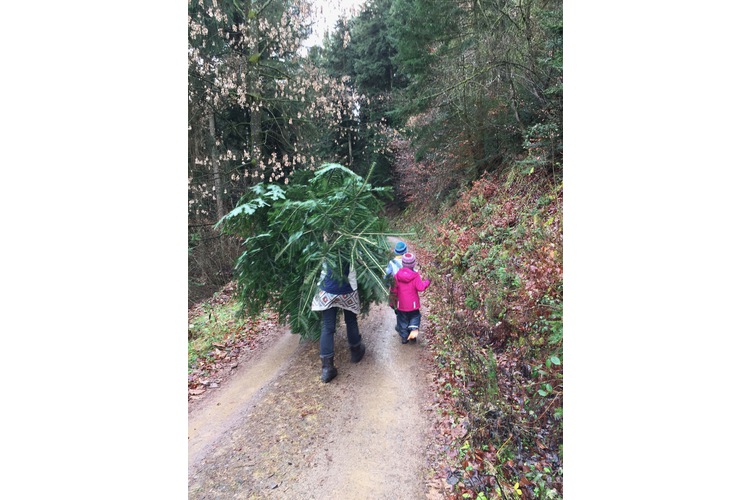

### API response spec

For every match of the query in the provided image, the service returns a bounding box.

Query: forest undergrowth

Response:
[187,282,283,400]
[398,168,563,499]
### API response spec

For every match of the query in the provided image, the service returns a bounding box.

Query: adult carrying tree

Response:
[216,163,393,340]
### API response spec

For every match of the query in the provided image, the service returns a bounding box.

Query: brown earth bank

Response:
[188,302,452,499]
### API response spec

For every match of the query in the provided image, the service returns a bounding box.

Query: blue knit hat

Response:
[394,241,407,255]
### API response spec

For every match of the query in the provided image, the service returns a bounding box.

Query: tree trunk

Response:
[348,130,353,166]
[208,112,225,218]
[248,1,263,183]
[508,74,526,134]
[251,99,261,179]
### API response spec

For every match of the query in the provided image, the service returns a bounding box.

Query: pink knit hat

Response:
[401,253,416,268]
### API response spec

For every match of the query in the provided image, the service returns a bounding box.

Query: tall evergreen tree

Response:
[350,0,406,94]
[315,1,410,186]
[322,18,356,80]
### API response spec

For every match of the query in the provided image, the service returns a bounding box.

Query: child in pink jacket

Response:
[393,253,431,344]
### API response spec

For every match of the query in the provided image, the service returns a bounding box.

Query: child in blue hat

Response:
[384,241,408,331]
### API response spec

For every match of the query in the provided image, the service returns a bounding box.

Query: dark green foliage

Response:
[322,19,356,80]
[324,2,407,96]
[388,0,460,89]
[216,164,394,339]
[350,0,407,94]
[316,1,409,186]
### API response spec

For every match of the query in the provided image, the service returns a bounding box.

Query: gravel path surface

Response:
[188,302,441,499]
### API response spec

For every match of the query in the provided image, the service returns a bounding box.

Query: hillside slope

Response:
[395,169,564,498]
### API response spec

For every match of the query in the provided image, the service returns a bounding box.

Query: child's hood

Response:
[396,267,419,283]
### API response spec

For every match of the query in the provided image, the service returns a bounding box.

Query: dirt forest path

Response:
[188,301,444,499]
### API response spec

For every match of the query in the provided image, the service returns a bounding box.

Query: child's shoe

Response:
[408,330,419,342]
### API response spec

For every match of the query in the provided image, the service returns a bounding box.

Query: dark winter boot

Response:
[350,342,366,363]
[321,356,337,383]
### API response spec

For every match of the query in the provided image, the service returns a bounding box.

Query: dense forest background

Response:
[188,0,561,301]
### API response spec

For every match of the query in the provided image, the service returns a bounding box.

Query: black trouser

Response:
[320,307,361,358]
[396,309,421,341]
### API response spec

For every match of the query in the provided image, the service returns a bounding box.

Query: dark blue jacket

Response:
[319,261,354,295]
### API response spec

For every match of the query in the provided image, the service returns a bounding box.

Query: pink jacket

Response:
[394,267,430,312]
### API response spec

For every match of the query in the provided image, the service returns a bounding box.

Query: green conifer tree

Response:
[216,163,394,339]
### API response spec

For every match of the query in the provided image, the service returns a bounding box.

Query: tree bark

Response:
[348,130,353,166]
[208,112,225,218]
[248,1,263,184]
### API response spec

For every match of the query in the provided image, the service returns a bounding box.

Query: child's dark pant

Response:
[396,309,421,341]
